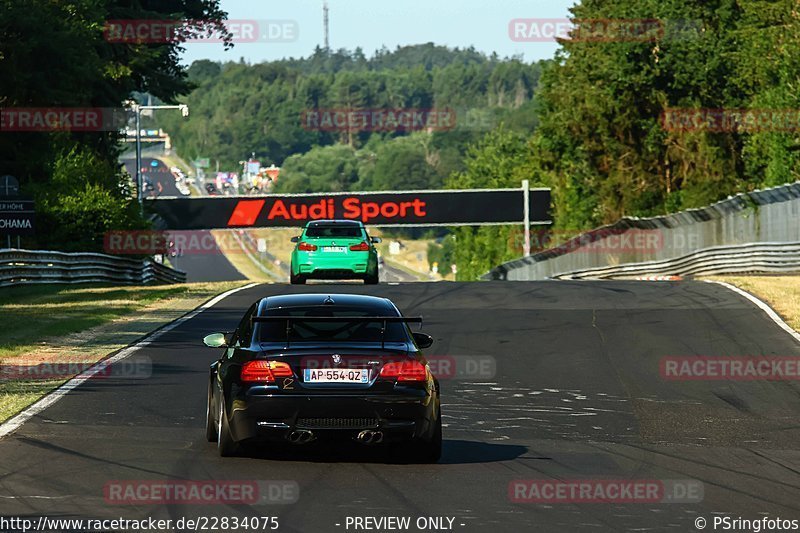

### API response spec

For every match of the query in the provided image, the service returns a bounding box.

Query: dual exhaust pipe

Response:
[356,430,384,445]
[285,429,384,445]
[286,430,315,444]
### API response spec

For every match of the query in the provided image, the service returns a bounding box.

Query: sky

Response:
[180,0,578,65]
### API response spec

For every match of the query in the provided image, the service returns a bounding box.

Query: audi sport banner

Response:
[145,189,551,230]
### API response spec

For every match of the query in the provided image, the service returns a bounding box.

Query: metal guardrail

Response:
[485,180,800,281]
[0,249,187,287]
[550,242,800,280]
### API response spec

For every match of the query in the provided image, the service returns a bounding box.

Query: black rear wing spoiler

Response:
[252,316,422,323]
[251,316,423,348]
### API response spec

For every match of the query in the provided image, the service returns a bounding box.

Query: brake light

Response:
[379,361,427,382]
[241,361,293,383]
[298,242,317,251]
[349,241,370,251]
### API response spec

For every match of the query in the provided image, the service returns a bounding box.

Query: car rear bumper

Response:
[299,266,371,278]
[293,252,375,278]
[228,392,437,444]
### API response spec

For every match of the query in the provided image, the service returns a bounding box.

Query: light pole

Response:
[131,104,189,208]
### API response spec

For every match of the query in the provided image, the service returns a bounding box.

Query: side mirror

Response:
[203,332,228,348]
[412,332,434,349]
[370,236,382,244]
[290,236,300,243]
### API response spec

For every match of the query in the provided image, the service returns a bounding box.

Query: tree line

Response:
[160,44,543,190]
[450,0,800,278]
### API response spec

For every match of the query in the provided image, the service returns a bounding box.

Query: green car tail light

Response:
[349,242,370,251]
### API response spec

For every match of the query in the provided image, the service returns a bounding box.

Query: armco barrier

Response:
[0,249,186,287]
[485,181,800,280]
[551,242,800,279]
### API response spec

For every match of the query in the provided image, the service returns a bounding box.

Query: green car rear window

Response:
[305,225,363,238]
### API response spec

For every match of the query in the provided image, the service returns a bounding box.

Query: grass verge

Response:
[704,275,800,333]
[212,229,285,282]
[0,281,248,422]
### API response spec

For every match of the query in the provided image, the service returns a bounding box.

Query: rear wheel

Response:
[290,272,306,285]
[217,400,239,457]
[205,380,217,442]
[364,271,379,285]
[413,410,442,463]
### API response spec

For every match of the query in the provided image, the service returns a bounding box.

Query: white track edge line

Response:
[0,282,259,440]
[704,280,800,345]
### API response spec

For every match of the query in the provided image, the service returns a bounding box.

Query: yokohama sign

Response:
[145,188,551,230]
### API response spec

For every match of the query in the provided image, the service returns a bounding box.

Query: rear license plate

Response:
[304,368,369,383]
[322,246,347,252]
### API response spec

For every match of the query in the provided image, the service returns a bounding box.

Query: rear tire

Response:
[364,272,379,285]
[205,380,217,442]
[412,411,442,463]
[290,273,306,285]
[217,401,239,457]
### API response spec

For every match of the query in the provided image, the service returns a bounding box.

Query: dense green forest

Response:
[159,44,543,192]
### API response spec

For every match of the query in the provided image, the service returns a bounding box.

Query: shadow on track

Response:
[233,439,527,465]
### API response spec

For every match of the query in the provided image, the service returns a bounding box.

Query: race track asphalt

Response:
[170,253,246,283]
[121,157,183,198]
[1,281,800,532]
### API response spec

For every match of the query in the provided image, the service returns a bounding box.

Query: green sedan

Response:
[290,220,381,285]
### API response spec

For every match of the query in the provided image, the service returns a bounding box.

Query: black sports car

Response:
[203,293,442,462]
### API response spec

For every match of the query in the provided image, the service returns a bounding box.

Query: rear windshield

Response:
[256,307,408,344]
[304,225,363,238]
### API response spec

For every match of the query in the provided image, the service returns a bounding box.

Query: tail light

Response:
[298,242,317,251]
[241,361,293,383]
[349,241,370,251]
[379,361,427,382]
